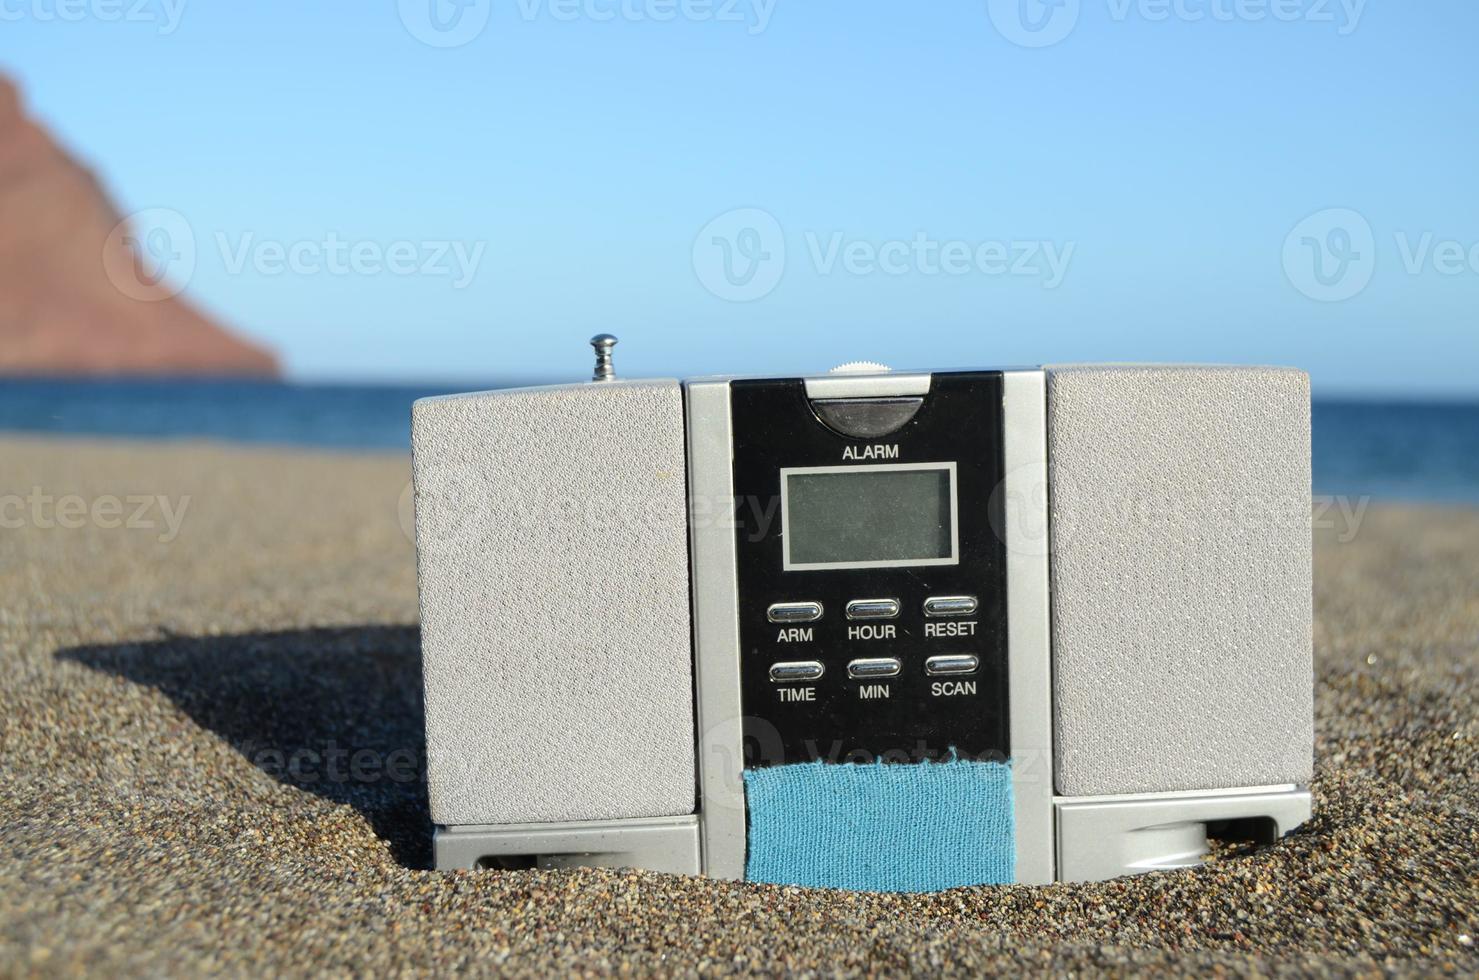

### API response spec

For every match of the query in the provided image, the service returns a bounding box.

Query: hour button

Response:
[767,601,823,624]
[845,598,900,620]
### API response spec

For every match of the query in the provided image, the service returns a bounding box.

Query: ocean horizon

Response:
[2,377,1477,504]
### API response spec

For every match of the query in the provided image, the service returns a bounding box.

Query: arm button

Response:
[767,602,823,624]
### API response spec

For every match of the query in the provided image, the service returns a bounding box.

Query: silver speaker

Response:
[411,380,697,828]
[1044,365,1314,798]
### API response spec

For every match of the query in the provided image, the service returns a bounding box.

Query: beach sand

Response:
[1,435,1475,975]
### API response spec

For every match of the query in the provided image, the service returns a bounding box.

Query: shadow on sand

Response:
[58,625,431,868]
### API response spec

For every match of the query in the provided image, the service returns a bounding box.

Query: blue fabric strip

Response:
[743,756,1015,892]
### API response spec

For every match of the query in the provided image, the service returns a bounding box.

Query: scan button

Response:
[767,601,823,624]
[925,655,979,677]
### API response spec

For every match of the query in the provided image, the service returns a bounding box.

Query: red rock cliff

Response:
[0,76,279,377]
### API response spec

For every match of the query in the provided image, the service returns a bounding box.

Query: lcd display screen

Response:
[781,463,958,569]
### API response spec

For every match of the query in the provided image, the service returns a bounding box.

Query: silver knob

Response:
[830,361,891,374]
[590,334,618,382]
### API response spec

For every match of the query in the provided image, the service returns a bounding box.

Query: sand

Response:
[1,435,1475,976]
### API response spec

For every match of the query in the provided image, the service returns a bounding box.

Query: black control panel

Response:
[731,372,1009,769]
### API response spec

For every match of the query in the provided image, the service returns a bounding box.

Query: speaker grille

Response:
[413,380,696,825]
[1046,366,1313,797]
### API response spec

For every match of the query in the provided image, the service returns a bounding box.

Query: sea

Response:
[1,378,1477,504]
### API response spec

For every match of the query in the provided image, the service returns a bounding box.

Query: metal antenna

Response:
[590,334,618,382]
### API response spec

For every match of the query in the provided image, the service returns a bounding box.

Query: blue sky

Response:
[3,1,1476,393]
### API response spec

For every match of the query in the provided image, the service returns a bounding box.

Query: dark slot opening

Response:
[475,854,538,870]
[1205,816,1279,854]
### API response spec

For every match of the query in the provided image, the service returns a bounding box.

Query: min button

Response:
[847,657,901,679]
